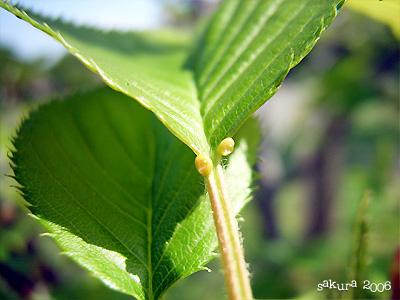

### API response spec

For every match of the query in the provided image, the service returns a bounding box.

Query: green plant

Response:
[1,1,346,299]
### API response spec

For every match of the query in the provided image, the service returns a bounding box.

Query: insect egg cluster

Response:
[195,138,235,176]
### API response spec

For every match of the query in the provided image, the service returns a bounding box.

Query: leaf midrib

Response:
[97,101,151,180]
[152,195,216,297]
[146,117,200,300]
[148,134,197,299]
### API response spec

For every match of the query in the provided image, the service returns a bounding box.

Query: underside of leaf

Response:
[1,0,345,157]
[10,87,258,300]
[193,0,346,148]
[2,0,347,298]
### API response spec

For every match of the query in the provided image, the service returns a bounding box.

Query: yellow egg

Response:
[218,137,235,156]
[195,154,213,176]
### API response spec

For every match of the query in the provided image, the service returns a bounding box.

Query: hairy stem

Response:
[206,164,253,300]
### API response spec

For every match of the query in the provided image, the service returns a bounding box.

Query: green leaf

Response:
[0,1,208,155]
[193,0,345,148]
[10,87,259,300]
[0,0,344,156]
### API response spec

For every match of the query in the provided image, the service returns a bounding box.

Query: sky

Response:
[0,0,163,63]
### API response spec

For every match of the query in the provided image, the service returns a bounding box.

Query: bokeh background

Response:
[0,1,399,299]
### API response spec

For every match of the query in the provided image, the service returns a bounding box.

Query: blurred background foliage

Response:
[0,1,399,299]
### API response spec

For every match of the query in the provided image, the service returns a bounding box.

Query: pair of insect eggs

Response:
[195,137,235,176]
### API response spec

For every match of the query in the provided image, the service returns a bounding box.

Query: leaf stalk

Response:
[206,164,253,300]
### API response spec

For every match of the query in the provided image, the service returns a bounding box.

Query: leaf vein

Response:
[28,132,149,271]
[203,0,308,120]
